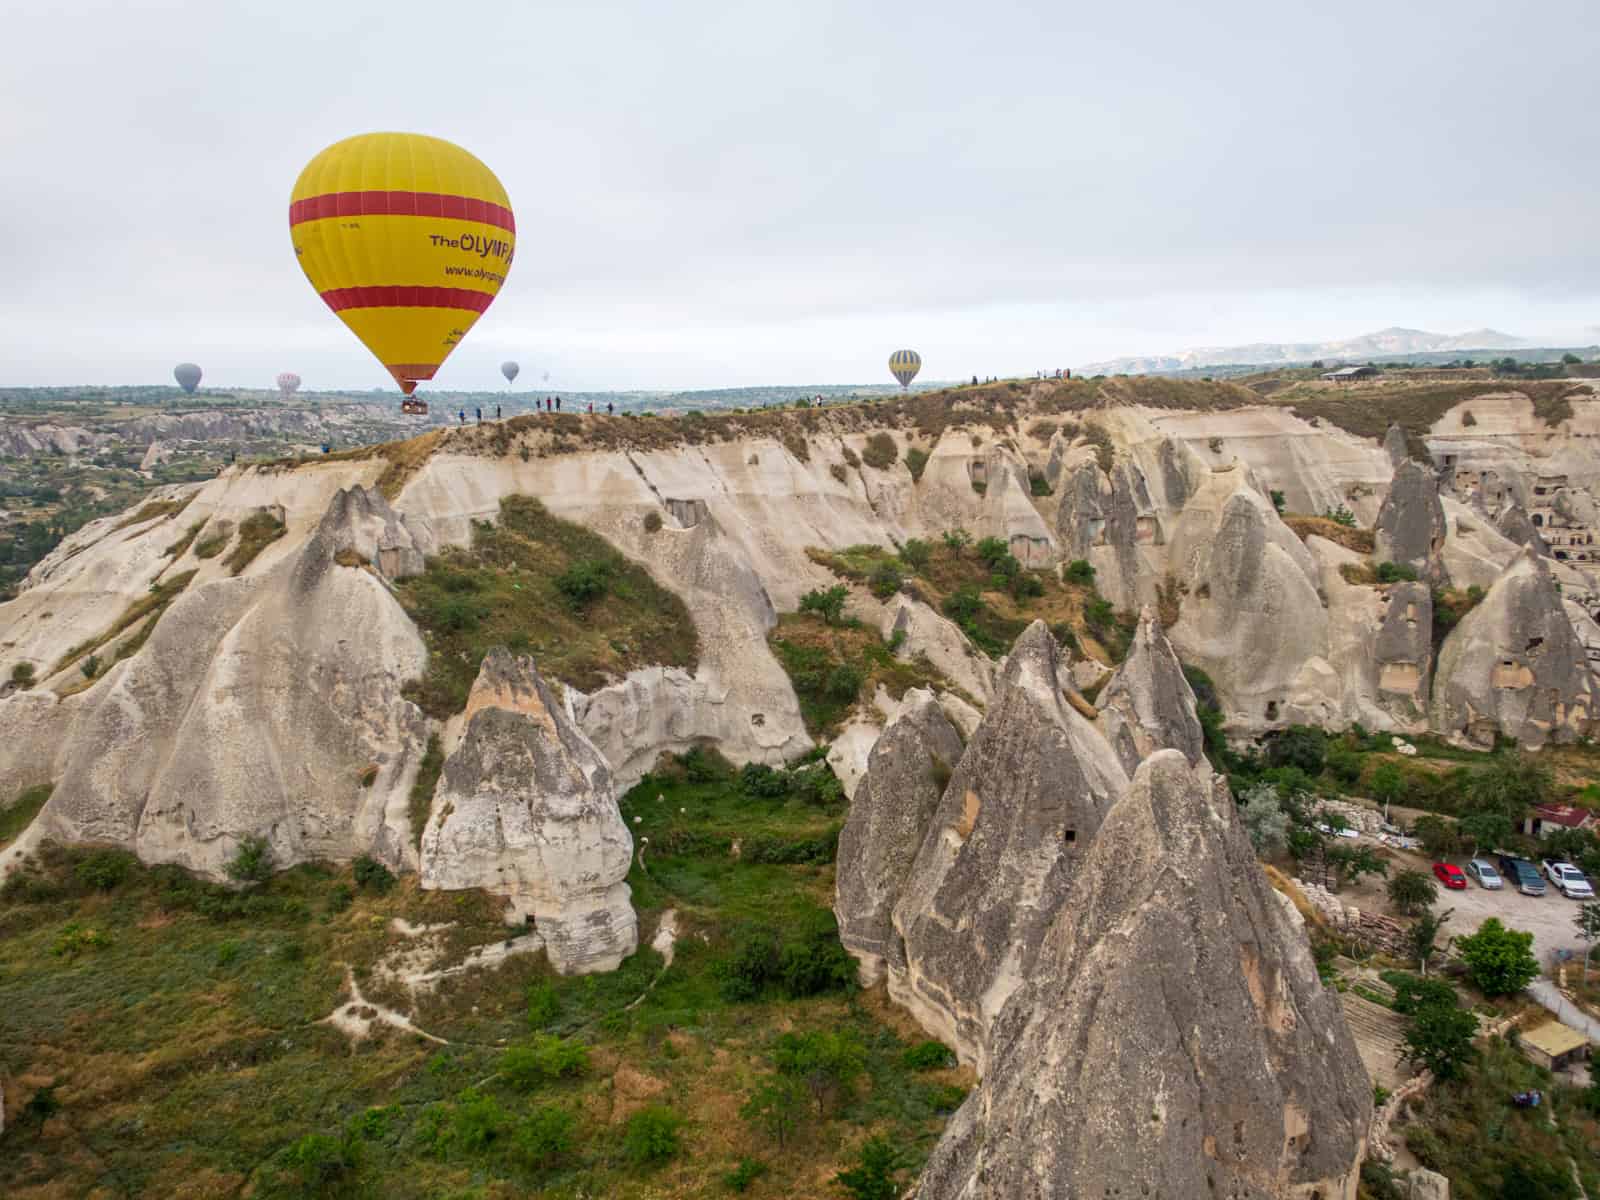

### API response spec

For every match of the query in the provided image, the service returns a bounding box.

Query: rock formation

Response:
[1375,459,1448,585]
[1095,604,1204,775]
[420,647,637,973]
[889,622,1128,1067]
[1383,422,1409,469]
[315,484,436,579]
[1374,581,1433,718]
[912,752,1371,1199]
[834,690,965,986]
[1432,547,1600,748]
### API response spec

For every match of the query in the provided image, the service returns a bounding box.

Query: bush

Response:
[1270,489,1286,514]
[867,560,904,599]
[51,920,111,957]
[352,855,395,894]
[720,929,782,1001]
[1456,917,1539,996]
[902,1040,956,1070]
[1029,469,1052,496]
[975,536,1010,569]
[774,1029,866,1117]
[725,1157,770,1192]
[1324,504,1357,527]
[738,762,791,799]
[224,834,275,884]
[554,558,612,609]
[777,933,857,997]
[1375,561,1419,584]
[1266,726,1326,773]
[80,654,100,680]
[450,1088,507,1153]
[825,663,864,703]
[502,1035,590,1089]
[284,1131,358,1188]
[623,1105,683,1165]
[1063,559,1096,586]
[799,584,848,626]
[526,981,560,1028]
[1384,972,1459,1015]
[1009,571,1044,600]
[899,537,932,570]
[643,510,663,533]
[9,661,34,688]
[834,1135,903,1200]
[512,1104,577,1168]
[1386,869,1438,916]
[861,433,898,470]
[941,528,971,555]
[73,849,134,891]
[741,1077,805,1148]
[1402,1001,1478,1080]
[942,585,983,625]
[905,447,929,482]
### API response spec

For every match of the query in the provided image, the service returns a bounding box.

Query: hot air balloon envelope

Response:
[174,363,202,394]
[889,349,921,389]
[276,372,302,396]
[501,361,520,384]
[289,132,515,395]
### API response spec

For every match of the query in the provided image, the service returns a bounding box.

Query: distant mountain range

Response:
[1079,327,1535,376]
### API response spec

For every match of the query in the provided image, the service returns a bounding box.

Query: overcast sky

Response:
[2,0,1596,392]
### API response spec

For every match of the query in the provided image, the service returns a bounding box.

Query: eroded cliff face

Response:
[420,648,637,972]
[1096,604,1204,776]
[912,752,1371,1200]
[889,623,1128,1069]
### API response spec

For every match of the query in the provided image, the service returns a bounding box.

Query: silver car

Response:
[1466,858,1503,890]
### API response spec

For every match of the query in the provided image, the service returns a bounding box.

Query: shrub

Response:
[224,834,274,884]
[975,536,1010,569]
[798,584,847,626]
[554,558,612,609]
[512,1104,577,1167]
[1385,972,1459,1015]
[526,981,561,1028]
[1029,469,1052,496]
[740,1077,805,1148]
[899,537,932,570]
[1009,571,1044,600]
[825,663,864,703]
[725,1157,770,1192]
[942,586,983,624]
[861,433,898,470]
[352,855,395,894]
[1386,869,1438,917]
[1375,561,1419,584]
[902,1040,956,1070]
[623,1105,683,1165]
[1063,559,1096,586]
[773,1029,866,1117]
[1266,726,1326,773]
[74,849,134,891]
[1323,504,1357,527]
[9,661,34,688]
[1402,1001,1478,1080]
[867,560,904,599]
[1270,489,1286,514]
[501,1035,591,1089]
[739,762,791,799]
[834,1134,903,1200]
[905,447,929,481]
[284,1132,358,1188]
[80,655,100,679]
[51,921,110,957]
[776,933,857,997]
[643,510,663,533]
[941,528,972,554]
[1456,917,1539,996]
[720,930,782,1001]
[450,1088,507,1153]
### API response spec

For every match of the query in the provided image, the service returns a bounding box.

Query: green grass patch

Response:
[409,733,444,847]
[0,782,51,847]
[768,614,952,736]
[54,569,197,676]
[396,495,699,718]
[222,510,286,575]
[112,493,193,532]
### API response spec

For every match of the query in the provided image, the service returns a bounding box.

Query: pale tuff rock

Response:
[1432,547,1600,748]
[1375,459,1449,586]
[1441,496,1521,592]
[21,488,429,879]
[834,690,965,986]
[1383,422,1410,469]
[421,647,637,973]
[314,485,437,579]
[1167,465,1335,729]
[911,752,1371,1200]
[1497,503,1549,554]
[1095,604,1204,775]
[1374,582,1433,717]
[884,597,996,705]
[827,685,979,803]
[890,622,1128,1069]
[139,440,173,472]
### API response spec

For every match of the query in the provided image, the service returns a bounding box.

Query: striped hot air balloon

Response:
[288,132,515,398]
[889,349,921,389]
[276,372,302,397]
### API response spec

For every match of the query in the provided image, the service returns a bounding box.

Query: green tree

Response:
[1456,918,1539,996]
[1369,761,1406,822]
[1412,814,1458,859]
[1563,352,1582,365]
[1326,842,1388,888]
[1467,752,1553,815]
[740,1076,805,1148]
[1401,1001,1478,1079]
[899,538,932,570]
[224,834,274,884]
[1387,869,1438,917]
[799,584,848,626]
[941,528,972,555]
[834,1135,903,1200]
[622,1105,683,1165]
[1063,559,1096,586]
[512,1104,577,1168]
[773,1030,866,1118]
[1408,907,1454,976]
[1240,783,1289,853]
[1457,808,1512,859]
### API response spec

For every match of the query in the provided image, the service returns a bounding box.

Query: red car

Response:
[1433,862,1467,890]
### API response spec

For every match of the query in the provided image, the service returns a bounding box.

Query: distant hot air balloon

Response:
[501,361,520,384]
[174,363,202,394]
[889,349,921,389]
[276,372,302,397]
[289,132,515,415]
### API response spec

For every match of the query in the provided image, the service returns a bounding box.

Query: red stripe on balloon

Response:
[290,190,515,234]
[320,286,495,313]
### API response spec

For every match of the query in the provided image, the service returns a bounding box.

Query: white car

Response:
[1542,860,1595,900]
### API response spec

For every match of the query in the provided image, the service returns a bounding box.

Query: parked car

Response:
[1465,858,1504,890]
[1498,855,1547,897]
[1541,860,1595,900]
[1433,862,1468,890]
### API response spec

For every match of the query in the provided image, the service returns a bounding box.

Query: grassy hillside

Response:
[0,752,963,1199]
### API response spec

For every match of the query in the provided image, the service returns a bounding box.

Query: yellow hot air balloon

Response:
[289,132,515,401]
